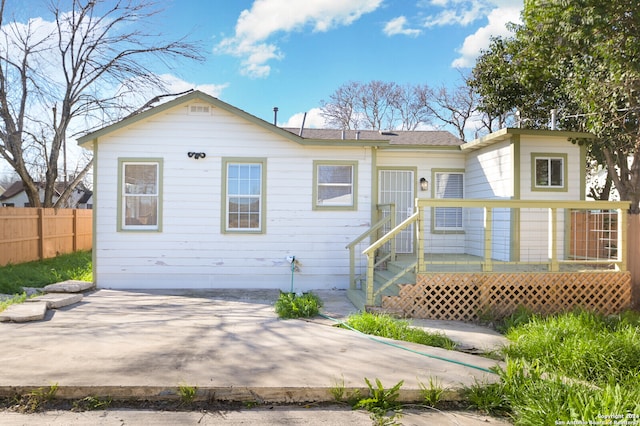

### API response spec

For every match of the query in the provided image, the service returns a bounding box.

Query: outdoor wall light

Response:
[188,152,206,159]
[420,177,428,191]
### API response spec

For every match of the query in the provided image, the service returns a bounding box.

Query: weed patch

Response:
[274,291,323,319]
[353,378,404,425]
[344,312,457,350]
[11,384,59,413]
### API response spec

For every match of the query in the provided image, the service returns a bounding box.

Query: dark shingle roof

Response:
[282,128,463,147]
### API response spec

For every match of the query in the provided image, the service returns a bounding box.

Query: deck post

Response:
[417,201,425,273]
[619,208,627,272]
[390,204,397,262]
[366,253,375,306]
[483,207,493,272]
[348,246,356,290]
[550,207,559,272]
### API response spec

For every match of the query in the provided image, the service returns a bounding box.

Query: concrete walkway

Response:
[0,289,505,404]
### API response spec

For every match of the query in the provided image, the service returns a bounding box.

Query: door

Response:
[378,169,415,253]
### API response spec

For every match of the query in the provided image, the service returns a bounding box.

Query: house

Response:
[0,180,92,208]
[77,91,631,317]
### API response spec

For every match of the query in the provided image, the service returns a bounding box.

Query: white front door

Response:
[378,170,415,253]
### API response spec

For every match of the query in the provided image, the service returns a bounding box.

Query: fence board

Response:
[0,208,92,266]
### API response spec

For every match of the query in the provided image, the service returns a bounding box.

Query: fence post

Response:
[73,209,78,252]
[37,208,45,261]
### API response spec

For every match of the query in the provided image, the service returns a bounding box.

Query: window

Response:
[532,153,567,191]
[119,159,162,231]
[223,159,266,232]
[313,161,357,210]
[433,171,464,231]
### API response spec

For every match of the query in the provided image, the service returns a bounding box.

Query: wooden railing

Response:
[349,198,631,307]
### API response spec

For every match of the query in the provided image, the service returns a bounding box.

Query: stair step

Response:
[0,301,47,322]
[43,280,95,293]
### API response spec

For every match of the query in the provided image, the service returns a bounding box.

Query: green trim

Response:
[221,157,267,234]
[312,160,358,211]
[579,143,587,200]
[512,135,521,200]
[431,168,465,233]
[531,152,568,192]
[511,209,520,262]
[117,158,163,232]
[91,142,98,285]
[371,148,378,241]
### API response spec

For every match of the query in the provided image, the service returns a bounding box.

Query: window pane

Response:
[125,164,157,194]
[319,165,352,184]
[435,172,463,230]
[124,196,157,226]
[536,159,549,186]
[318,185,353,205]
[550,159,563,186]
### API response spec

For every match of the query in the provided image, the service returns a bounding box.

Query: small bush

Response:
[274,291,323,319]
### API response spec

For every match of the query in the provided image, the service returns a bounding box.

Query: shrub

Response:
[274,291,323,319]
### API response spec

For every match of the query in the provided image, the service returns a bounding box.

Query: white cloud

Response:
[281,108,327,128]
[384,16,422,37]
[215,0,383,78]
[451,2,522,68]
[422,0,490,28]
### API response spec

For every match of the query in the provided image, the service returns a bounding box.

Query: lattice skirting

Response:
[381,272,632,321]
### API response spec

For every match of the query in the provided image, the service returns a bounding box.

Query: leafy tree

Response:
[0,0,202,207]
[470,0,640,212]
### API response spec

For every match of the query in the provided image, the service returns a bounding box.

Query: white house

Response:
[77,90,591,293]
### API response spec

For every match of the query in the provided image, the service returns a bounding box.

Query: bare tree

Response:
[321,81,434,131]
[426,75,478,142]
[0,0,202,207]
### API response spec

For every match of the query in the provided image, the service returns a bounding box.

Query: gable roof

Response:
[461,128,595,152]
[77,90,462,149]
[0,181,66,201]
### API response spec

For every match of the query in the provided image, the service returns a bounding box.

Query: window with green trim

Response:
[534,156,564,188]
[434,172,464,231]
[120,160,161,231]
[224,160,265,232]
[313,161,356,210]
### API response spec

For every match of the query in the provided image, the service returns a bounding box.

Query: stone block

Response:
[43,280,94,293]
[27,293,83,309]
[0,301,47,322]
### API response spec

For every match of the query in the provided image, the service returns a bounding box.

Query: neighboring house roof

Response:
[0,180,25,201]
[77,90,463,149]
[78,190,93,204]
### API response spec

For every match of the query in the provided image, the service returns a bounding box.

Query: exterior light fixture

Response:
[420,177,428,191]
[188,152,206,159]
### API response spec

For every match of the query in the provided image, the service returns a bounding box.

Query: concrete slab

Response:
[43,280,95,293]
[0,301,47,322]
[27,293,83,309]
[410,319,509,353]
[0,289,504,404]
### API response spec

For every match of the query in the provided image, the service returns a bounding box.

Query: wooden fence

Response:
[0,208,92,266]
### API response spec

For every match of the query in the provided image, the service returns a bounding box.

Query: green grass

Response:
[0,250,92,294]
[488,309,640,424]
[344,312,457,350]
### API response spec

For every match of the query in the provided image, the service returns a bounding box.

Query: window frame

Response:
[221,158,267,234]
[432,169,465,232]
[312,160,358,211]
[531,153,568,192]
[117,158,163,232]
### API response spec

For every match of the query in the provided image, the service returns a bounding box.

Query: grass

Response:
[473,309,640,424]
[0,250,92,294]
[344,311,457,350]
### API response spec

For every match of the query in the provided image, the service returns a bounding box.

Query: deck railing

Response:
[349,199,631,306]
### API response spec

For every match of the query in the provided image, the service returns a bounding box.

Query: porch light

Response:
[420,177,428,191]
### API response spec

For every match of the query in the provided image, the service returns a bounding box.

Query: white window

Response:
[314,161,356,209]
[120,160,161,231]
[434,172,464,231]
[224,160,265,232]
[534,156,565,188]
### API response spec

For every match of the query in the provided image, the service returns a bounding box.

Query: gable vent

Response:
[189,105,210,114]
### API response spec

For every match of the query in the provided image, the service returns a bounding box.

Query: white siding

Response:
[94,103,372,291]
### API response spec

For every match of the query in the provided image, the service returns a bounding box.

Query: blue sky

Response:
[145,0,523,128]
